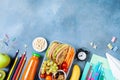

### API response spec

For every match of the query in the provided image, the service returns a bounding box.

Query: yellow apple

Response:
[0,53,11,68]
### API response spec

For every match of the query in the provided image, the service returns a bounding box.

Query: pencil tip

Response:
[24,51,27,54]
[16,49,19,53]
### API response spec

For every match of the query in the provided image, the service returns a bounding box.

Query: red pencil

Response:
[16,57,26,80]
[12,51,26,80]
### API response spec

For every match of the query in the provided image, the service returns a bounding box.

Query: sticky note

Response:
[111,37,116,43]
[113,46,118,52]
[107,43,113,50]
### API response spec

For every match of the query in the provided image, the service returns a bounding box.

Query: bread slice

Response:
[55,46,69,65]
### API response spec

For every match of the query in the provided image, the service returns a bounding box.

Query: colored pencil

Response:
[16,57,26,80]
[10,55,22,79]
[7,50,19,79]
[14,50,19,59]
[87,70,93,80]
[11,50,19,66]
[86,65,92,80]
[7,57,18,80]
[12,51,26,80]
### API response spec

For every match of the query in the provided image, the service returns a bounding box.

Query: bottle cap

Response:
[32,52,40,58]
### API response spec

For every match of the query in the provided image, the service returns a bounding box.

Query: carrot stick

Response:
[65,47,72,62]
[65,47,74,67]
[67,53,74,67]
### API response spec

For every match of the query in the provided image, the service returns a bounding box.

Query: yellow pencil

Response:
[16,57,26,80]
[7,57,18,80]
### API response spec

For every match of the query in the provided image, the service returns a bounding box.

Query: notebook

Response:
[81,54,115,80]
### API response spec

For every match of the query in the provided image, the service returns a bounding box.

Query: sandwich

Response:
[46,42,70,65]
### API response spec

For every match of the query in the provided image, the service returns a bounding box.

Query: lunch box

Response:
[38,41,75,80]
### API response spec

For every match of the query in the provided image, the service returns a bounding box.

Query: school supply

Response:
[12,51,26,80]
[81,54,115,80]
[16,57,26,80]
[7,50,19,80]
[10,56,21,79]
[106,53,120,80]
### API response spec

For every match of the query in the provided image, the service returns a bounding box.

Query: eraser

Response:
[111,37,117,43]
[113,46,118,52]
[107,43,113,50]
[90,42,93,46]
[93,44,97,49]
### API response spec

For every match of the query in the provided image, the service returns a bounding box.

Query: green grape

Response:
[53,63,57,67]
[41,67,45,70]
[53,70,57,73]
[50,61,53,65]
[41,69,45,74]
[42,64,46,68]
[49,68,52,72]
[56,67,58,70]
[46,66,50,70]
[41,60,58,75]
[47,60,50,63]
[43,61,47,65]
[46,72,49,75]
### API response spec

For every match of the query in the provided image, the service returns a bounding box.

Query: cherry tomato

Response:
[46,75,52,80]
[62,62,68,69]
[40,74,46,78]
[63,68,68,73]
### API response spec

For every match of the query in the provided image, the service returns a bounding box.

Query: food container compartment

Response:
[38,41,75,80]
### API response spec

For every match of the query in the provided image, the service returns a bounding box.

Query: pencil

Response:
[6,50,19,79]
[12,51,26,80]
[14,50,19,59]
[10,55,22,79]
[10,50,19,67]
[7,57,18,80]
[16,57,26,80]
[86,65,92,80]
[87,70,93,80]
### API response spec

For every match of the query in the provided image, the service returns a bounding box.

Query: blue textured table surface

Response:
[0,0,120,80]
